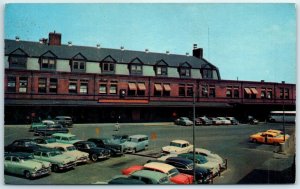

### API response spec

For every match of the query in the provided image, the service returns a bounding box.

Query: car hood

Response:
[122,165,144,175]
[65,151,89,158]
[51,154,76,163]
[170,173,193,184]
[30,159,52,168]
[23,160,50,169]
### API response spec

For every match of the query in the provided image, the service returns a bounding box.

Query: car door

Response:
[4,156,13,173]
[11,156,21,174]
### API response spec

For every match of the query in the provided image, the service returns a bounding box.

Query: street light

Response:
[193,91,196,184]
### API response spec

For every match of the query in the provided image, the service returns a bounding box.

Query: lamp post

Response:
[193,91,196,184]
[283,95,286,141]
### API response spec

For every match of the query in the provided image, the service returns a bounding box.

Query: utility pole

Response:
[193,91,196,184]
[283,96,286,141]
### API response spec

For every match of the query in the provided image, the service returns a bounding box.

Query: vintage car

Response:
[128,170,172,184]
[111,134,129,144]
[249,132,289,145]
[122,162,193,184]
[162,140,193,154]
[73,141,110,161]
[5,139,41,153]
[226,117,239,125]
[33,147,76,172]
[54,116,73,127]
[195,116,212,126]
[108,177,146,184]
[164,157,213,183]
[216,117,232,125]
[51,133,82,144]
[209,117,223,125]
[4,152,51,179]
[189,148,226,169]
[34,124,69,136]
[33,137,60,147]
[122,135,149,153]
[29,120,55,132]
[87,138,124,156]
[265,129,284,135]
[174,117,193,126]
[178,153,220,176]
[47,143,89,164]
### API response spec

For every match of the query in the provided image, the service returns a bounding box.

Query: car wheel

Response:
[52,164,59,172]
[91,154,98,162]
[24,170,31,179]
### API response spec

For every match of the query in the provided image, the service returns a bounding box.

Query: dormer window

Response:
[201,69,213,79]
[8,48,28,69]
[155,59,168,76]
[179,62,191,78]
[100,55,116,74]
[129,57,143,75]
[40,51,57,71]
[71,53,86,72]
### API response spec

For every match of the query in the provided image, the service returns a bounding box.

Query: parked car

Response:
[51,133,82,144]
[122,135,149,153]
[209,117,223,125]
[216,117,232,125]
[34,124,69,136]
[5,139,40,153]
[33,137,59,148]
[189,148,226,169]
[73,141,110,161]
[265,129,284,135]
[195,116,212,126]
[33,147,76,172]
[128,170,173,184]
[108,177,146,184]
[47,143,89,164]
[111,134,129,144]
[174,117,193,126]
[226,117,239,125]
[164,157,213,183]
[178,153,220,176]
[29,120,55,132]
[87,138,124,156]
[54,116,73,127]
[249,132,289,145]
[248,116,259,125]
[4,152,51,179]
[162,140,193,154]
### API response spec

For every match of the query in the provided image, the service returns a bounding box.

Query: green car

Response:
[33,147,76,172]
[51,133,82,144]
[129,170,173,184]
[29,120,55,132]
[4,152,51,179]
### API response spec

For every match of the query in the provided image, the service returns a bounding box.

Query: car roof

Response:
[52,133,76,137]
[170,140,189,144]
[144,162,174,173]
[131,170,168,180]
[179,153,207,161]
[5,152,32,157]
[51,143,74,148]
[108,177,145,184]
[166,156,193,165]
[75,141,94,145]
[129,135,148,139]
[33,147,58,152]
[261,132,278,136]
[14,139,35,142]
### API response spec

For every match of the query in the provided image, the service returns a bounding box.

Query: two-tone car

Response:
[29,120,55,132]
[195,116,212,126]
[54,116,73,127]
[249,131,289,145]
[34,124,69,136]
[122,135,149,153]
[51,133,82,144]
[33,147,76,172]
[162,140,193,154]
[128,170,173,184]
[73,141,110,161]
[174,117,193,126]
[4,152,51,179]
[189,148,226,169]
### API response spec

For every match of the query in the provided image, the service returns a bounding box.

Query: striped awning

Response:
[137,83,146,91]
[244,88,252,94]
[128,83,137,90]
[250,88,258,94]
[154,84,163,91]
[163,84,171,91]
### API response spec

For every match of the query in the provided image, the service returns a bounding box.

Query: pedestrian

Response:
[115,122,120,131]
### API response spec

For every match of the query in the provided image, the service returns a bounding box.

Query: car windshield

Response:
[49,151,62,156]
[168,168,179,177]
[87,143,96,148]
[24,141,37,146]
[67,136,77,140]
[19,154,34,160]
[197,156,208,164]
[66,146,76,151]
[46,138,57,143]
[128,138,138,142]
[170,142,182,147]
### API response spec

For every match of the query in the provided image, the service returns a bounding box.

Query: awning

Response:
[244,88,252,94]
[128,83,137,90]
[137,83,146,91]
[250,88,258,94]
[154,84,163,91]
[163,84,171,91]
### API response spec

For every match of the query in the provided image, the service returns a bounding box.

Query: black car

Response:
[165,157,213,183]
[34,124,69,136]
[73,141,110,162]
[5,139,41,153]
[87,138,124,156]
[54,116,73,127]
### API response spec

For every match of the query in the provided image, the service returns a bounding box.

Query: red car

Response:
[121,162,194,184]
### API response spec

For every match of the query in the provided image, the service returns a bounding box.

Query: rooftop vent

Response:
[120,46,125,51]
[166,50,170,55]
[96,44,101,49]
[282,81,285,84]
[261,80,265,83]
[145,49,149,53]
[193,44,197,49]
[39,38,48,44]
[15,36,20,41]
[186,52,189,56]
[68,41,72,46]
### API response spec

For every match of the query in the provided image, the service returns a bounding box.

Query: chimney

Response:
[192,44,203,59]
[48,31,61,46]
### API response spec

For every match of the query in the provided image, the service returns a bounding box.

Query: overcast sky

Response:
[4,3,296,83]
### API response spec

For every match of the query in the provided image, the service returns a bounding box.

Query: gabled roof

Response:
[5,39,218,69]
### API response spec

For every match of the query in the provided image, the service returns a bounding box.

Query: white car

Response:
[189,148,226,169]
[216,117,231,125]
[162,140,193,154]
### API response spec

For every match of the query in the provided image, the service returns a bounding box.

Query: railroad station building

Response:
[4,32,296,124]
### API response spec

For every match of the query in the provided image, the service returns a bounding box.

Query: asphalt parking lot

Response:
[4,122,295,184]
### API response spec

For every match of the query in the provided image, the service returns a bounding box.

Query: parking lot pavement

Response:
[4,122,295,184]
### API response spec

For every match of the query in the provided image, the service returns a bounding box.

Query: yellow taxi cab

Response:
[249,131,289,145]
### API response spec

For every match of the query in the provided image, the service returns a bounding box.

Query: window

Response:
[128,82,137,96]
[49,78,57,93]
[110,83,117,94]
[41,58,56,70]
[9,55,27,69]
[99,84,107,94]
[163,84,171,97]
[102,62,115,73]
[209,85,215,97]
[201,69,213,79]
[179,68,191,77]
[69,80,77,94]
[18,77,27,93]
[244,87,256,99]
[267,88,273,99]
[285,89,290,99]
[38,78,47,93]
[179,84,185,97]
[261,88,266,99]
[154,83,163,97]
[137,83,146,96]
[80,81,88,94]
[186,85,194,97]
[130,64,142,75]
[72,61,85,72]
[226,86,232,98]
[201,85,208,97]
[280,88,284,99]
[156,66,168,76]
[233,87,239,98]
[7,76,16,92]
